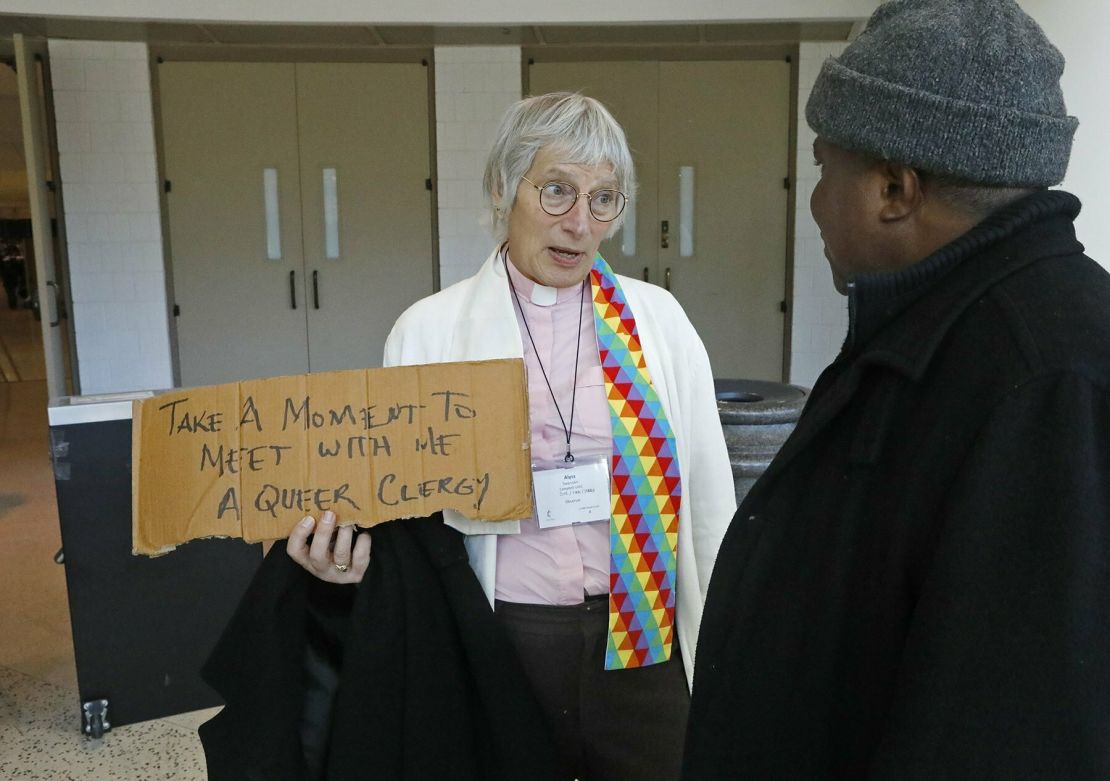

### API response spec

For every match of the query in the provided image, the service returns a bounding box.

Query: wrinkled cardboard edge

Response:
[131,359,535,556]
[130,398,150,556]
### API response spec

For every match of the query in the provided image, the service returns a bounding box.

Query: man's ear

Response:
[877,161,923,222]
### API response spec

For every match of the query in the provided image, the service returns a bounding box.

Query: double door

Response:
[160,61,434,387]
[530,60,791,381]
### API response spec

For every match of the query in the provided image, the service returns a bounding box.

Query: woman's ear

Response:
[877,161,924,222]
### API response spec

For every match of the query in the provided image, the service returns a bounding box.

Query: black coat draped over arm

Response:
[199,515,560,781]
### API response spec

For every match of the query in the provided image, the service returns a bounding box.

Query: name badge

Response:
[533,457,610,529]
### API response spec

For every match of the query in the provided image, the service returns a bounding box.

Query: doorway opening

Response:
[0,42,77,396]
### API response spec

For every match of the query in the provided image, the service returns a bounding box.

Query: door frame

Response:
[522,43,800,383]
[14,33,78,397]
[149,44,439,386]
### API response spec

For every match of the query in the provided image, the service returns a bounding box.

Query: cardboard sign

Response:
[132,359,532,555]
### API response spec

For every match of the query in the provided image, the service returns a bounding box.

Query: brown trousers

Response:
[494,597,690,781]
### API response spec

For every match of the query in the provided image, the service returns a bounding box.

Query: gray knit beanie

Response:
[805,0,1078,187]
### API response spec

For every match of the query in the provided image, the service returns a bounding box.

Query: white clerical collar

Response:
[503,251,571,308]
[530,282,558,306]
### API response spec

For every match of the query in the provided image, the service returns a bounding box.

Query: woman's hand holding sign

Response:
[286,510,371,584]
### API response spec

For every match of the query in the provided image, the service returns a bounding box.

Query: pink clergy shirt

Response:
[496,256,612,605]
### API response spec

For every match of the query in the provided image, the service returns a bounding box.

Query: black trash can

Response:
[715,379,808,505]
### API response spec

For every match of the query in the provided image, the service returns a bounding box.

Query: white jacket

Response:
[383,249,737,688]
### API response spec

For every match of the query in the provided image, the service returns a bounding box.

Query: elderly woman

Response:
[287,92,735,780]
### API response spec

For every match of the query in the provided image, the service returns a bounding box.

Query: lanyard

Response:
[503,248,586,463]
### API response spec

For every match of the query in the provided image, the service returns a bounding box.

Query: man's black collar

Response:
[842,189,1083,372]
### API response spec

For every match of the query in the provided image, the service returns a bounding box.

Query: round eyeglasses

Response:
[521,177,628,223]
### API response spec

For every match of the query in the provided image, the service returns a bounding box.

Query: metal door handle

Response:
[665,267,672,292]
[289,270,297,309]
[313,270,320,309]
[46,280,61,326]
[642,266,649,282]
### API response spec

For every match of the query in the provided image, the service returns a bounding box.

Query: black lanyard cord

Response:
[504,249,586,463]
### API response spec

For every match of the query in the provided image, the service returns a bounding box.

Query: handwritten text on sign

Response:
[131,360,532,555]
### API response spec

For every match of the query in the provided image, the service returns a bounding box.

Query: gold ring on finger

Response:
[333,562,350,573]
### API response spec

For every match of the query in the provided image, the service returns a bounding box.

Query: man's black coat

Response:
[684,191,1110,779]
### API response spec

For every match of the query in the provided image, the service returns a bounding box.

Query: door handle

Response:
[45,280,61,326]
[313,270,320,310]
[642,266,649,282]
[660,220,670,249]
[665,267,672,292]
[289,270,297,309]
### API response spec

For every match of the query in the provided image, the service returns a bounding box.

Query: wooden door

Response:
[529,61,659,284]
[527,59,790,381]
[657,60,790,381]
[295,62,434,372]
[160,60,435,385]
[160,62,308,386]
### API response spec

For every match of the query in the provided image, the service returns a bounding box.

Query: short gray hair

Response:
[483,92,636,241]
[918,171,1037,220]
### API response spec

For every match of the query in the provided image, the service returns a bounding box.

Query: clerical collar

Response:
[503,250,583,307]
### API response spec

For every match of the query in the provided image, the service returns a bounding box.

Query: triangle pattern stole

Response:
[589,254,682,670]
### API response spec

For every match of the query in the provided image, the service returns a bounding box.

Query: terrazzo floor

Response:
[1,305,215,779]
[0,666,213,779]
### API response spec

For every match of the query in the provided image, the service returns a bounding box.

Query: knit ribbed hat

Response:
[805,0,1078,187]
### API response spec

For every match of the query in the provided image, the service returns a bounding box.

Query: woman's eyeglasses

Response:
[521,177,628,222]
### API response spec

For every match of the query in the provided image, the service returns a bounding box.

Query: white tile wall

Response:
[49,39,173,394]
[433,46,522,288]
[789,41,850,389]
